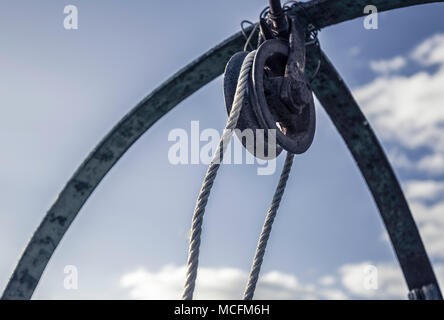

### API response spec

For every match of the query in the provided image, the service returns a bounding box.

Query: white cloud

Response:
[412,34,444,66]
[355,70,444,154]
[410,200,444,259]
[339,261,444,299]
[120,265,347,300]
[318,275,336,286]
[346,33,444,300]
[355,33,444,175]
[404,180,444,202]
[120,261,444,300]
[418,153,444,175]
[121,265,187,300]
[340,262,407,299]
[370,56,406,74]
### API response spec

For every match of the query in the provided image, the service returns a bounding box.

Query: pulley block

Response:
[224,51,283,160]
[224,10,316,157]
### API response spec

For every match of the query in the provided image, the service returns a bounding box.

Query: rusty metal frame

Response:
[2,0,444,299]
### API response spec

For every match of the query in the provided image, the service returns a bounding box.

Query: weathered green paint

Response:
[3,0,443,300]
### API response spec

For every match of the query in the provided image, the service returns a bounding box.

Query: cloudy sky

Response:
[1,0,444,300]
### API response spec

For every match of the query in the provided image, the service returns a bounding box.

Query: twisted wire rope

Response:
[243,152,294,300]
[182,50,257,300]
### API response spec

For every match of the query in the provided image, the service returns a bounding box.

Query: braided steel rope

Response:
[182,50,257,300]
[243,152,294,300]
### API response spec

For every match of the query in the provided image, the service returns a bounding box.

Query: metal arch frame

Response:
[2,0,443,300]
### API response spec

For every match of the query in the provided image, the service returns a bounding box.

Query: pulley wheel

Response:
[251,39,316,154]
[223,51,282,160]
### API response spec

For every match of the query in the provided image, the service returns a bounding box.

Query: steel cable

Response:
[182,50,257,300]
[243,152,294,300]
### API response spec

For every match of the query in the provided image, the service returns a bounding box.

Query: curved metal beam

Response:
[3,0,443,300]
[291,0,444,29]
[306,48,442,298]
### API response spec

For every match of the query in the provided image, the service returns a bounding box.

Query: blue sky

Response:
[1,0,444,299]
